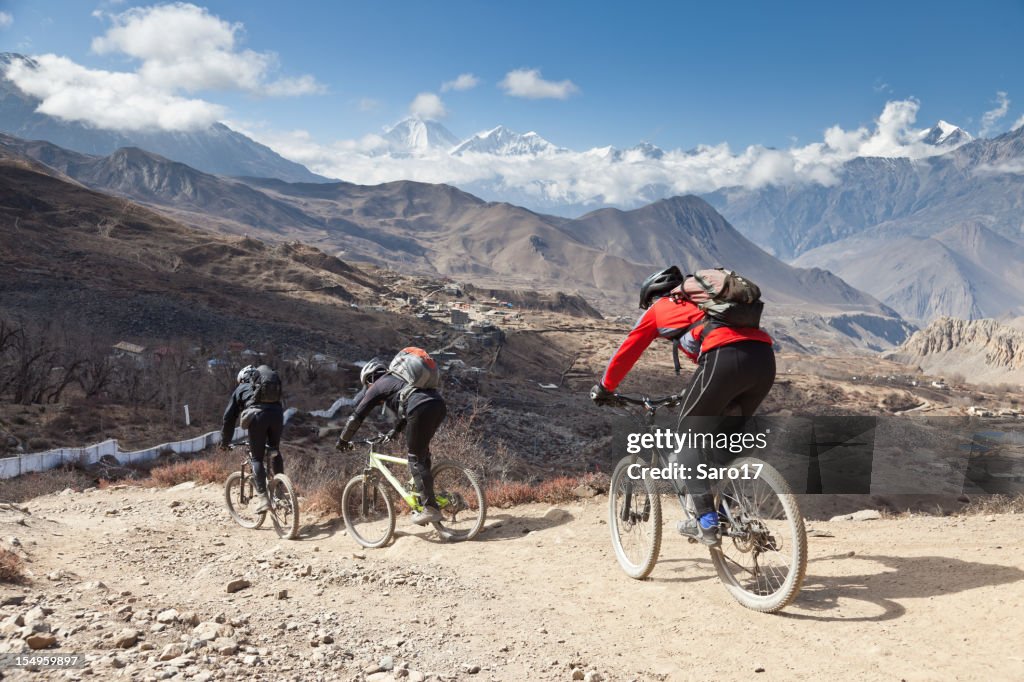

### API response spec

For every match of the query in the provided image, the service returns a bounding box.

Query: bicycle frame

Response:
[360,441,455,512]
[613,395,741,531]
[365,449,421,509]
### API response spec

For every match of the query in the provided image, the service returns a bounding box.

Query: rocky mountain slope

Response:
[0,134,908,353]
[886,317,1024,386]
[705,126,1024,261]
[0,152,419,351]
[793,222,1024,322]
[705,127,1024,322]
[0,53,326,183]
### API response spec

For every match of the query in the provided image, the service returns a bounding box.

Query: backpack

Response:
[250,365,282,404]
[387,347,440,418]
[668,268,764,373]
[679,268,763,325]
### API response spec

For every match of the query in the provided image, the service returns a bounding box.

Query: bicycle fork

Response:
[361,469,377,517]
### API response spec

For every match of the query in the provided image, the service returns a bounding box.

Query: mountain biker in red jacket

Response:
[591,266,776,545]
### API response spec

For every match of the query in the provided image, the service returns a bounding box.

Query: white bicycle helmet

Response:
[237,365,256,384]
[359,359,388,386]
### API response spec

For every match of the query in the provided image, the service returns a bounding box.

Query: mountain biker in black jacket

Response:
[220,365,284,513]
[336,359,447,525]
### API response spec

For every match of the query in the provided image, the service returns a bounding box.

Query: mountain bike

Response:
[223,441,300,540]
[340,434,486,548]
[605,393,806,613]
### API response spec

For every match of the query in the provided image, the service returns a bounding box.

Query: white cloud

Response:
[5,54,226,131]
[0,12,13,28]
[409,92,446,119]
[979,91,1009,138]
[975,160,1024,175]
[91,3,323,95]
[441,73,480,92]
[242,98,971,211]
[499,68,579,100]
[2,3,322,132]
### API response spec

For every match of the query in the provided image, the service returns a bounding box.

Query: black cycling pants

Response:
[248,405,284,493]
[405,400,447,508]
[674,341,776,515]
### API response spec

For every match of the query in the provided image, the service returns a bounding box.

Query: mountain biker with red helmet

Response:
[336,357,447,525]
[590,266,775,545]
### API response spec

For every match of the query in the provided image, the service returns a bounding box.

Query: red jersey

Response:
[600,296,773,391]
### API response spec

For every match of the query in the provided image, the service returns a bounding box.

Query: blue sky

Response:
[3,0,1024,151]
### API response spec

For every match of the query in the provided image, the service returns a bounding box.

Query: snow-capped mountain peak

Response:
[920,120,972,147]
[450,125,563,156]
[382,117,461,156]
[625,142,666,160]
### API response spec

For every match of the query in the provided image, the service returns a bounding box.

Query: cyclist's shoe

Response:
[411,505,441,525]
[251,492,271,514]
[677,511,721,546]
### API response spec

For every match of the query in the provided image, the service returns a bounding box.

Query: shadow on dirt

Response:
[782,553,1024,622]
[652,556,720,584]
[297,516,345,540]
[393,510,576,545]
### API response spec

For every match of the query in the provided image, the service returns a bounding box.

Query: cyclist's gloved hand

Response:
[335,438,353,452]
[590,383,616,406]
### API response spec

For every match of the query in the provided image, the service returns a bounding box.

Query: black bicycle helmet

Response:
[638,266,684,309]
[359,358,388,386]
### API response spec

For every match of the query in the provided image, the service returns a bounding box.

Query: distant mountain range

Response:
[0,133,912,352]
[706,125,1024,322]
[0,53,326,183]
[9,47,1021,326]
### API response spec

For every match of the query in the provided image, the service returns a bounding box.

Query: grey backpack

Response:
[387,348,440,417]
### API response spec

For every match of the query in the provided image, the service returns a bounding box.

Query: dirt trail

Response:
[1,485,1023,681]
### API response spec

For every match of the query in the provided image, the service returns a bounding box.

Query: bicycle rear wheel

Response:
[609,455,662,579]
[268,473,300,540]
[709,457,807,613]
[341,474,396,548]
[224,471,266,529]
[430,461,486,541]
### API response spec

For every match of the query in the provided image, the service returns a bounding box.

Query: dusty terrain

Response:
[1,484,1022,681]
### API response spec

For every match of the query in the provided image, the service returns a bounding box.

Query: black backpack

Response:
[250,365,282,404]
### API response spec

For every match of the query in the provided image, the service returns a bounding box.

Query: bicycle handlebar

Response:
[612,393,682,410]
[355,433,390,445]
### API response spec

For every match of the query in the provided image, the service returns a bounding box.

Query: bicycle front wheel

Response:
[224,471,266,530]
[268,473,300,540]
[341,475,396,548]
[710,457,807,613]
[430,461,486,541]
[609,455,662,579]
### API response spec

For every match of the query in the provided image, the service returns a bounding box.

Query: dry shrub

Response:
[534,476,583,503]
[0,548,26,584]
[431,399,518,482]
[485,471,611,508]
[486,481,536,508]
[146,457,230,487]
[0,467,94,503]
[960,494,1024,515]
[303,478,347,517]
